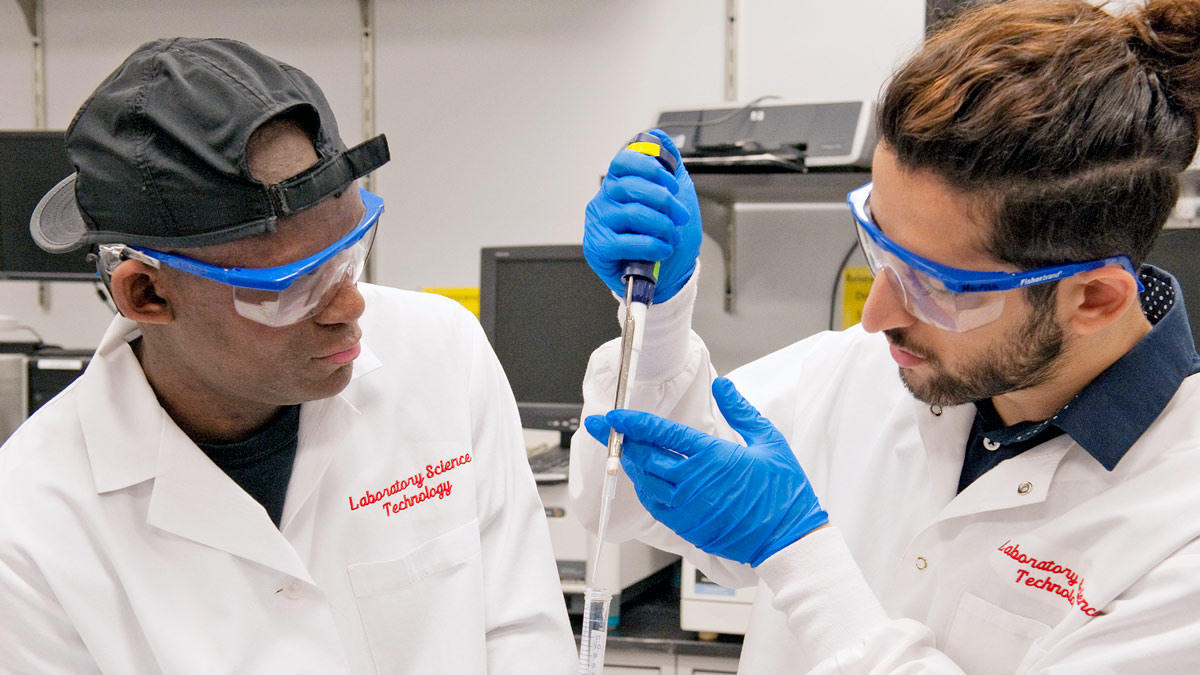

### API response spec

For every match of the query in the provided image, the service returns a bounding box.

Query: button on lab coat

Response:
[570,278,1200,673]
[0,284,575,674]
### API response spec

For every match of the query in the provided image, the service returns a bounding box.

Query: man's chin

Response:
[898,368,971,408]
[290,364,355,404]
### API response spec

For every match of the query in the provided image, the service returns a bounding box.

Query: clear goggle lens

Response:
[232,225,375,327]
[854,218,1005,333]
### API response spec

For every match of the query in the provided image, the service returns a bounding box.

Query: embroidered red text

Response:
[381,480,453,515]
[998,540,1100,617]
[427,452,472,478]
[347,471,425,511]
[347,452,473,518]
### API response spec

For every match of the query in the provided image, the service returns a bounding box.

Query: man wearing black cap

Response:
[0,38,575,673]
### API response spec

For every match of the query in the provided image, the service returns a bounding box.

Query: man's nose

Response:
[859,267,916,334]
[312,273,366,325]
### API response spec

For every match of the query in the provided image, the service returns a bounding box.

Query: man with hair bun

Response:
[574,0,1200,671]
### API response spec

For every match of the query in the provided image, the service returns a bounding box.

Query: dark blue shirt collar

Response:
[974,266,1200,471]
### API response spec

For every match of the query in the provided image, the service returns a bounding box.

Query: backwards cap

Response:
[31,37,390,253]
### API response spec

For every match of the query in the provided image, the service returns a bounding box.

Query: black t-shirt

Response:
[196,405,301,528]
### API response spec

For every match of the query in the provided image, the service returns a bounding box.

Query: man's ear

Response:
[1058,265,1141,336]
[108,260,175,324]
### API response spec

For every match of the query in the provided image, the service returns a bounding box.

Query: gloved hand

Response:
[583,128,702,303]
[584,377,828,567]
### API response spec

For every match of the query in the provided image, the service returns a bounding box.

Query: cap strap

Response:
[269,134,390,216]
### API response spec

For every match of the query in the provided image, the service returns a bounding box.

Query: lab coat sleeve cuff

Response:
[755,526,891,670]
[617,262,699,384]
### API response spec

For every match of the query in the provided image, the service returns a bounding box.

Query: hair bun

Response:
[1131,0,1200,117]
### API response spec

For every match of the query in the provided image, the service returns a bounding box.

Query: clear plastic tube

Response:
[579,290,647,674]
[588,469,618,588]
[589,299,647,586]
[577,587,613,675]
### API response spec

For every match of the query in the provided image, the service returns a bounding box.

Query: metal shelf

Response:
[690,169,870,312]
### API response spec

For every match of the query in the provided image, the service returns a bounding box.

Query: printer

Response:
[655,99,875,172]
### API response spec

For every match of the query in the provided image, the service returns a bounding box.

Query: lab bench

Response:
[571,571,743,674]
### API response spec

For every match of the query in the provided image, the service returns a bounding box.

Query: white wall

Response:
[0,0,925,351]
[371,0,727,291]
[738,1,923,102]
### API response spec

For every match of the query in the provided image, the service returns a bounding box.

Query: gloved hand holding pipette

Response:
[583,129,703,303]
[579,130,704,587]
[584,377,829,567]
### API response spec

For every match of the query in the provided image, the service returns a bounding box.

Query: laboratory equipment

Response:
[479,244,620,441]
[1145,228,1200,350]
[680,558,754,636]
[0,346,92,445]
[589,133,677,590]
[478,245,677,609]
[0,352,25,443]
[654,99,875,170]
[0,131,94,281]
[26,348,92,415]
[576,587,613,675]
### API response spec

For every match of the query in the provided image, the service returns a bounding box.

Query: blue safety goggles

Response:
[100,187,383,326]
[847,182,1142,332]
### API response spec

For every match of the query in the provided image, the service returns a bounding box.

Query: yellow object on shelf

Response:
[841,267,873,329]
[421,287,480,319]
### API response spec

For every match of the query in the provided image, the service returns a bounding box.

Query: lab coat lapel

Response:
[147,424,314,583]
[912,400,974,515]
[80,322,162,493]
[279,340,380,531]
[278,395,357,532]
[80,319,310,581]
[911,398,1072,522]
[83,316,385,581]
[937,438,1071,521]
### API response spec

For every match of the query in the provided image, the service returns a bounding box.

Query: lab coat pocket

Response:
[348,519,487,674]
[944,591,1050,675]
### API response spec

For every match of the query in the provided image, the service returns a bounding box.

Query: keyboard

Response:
[527,446,571,482]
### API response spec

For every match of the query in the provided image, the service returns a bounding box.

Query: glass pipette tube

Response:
[577,587,613,675]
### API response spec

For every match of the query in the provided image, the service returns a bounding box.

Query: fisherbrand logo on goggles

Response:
[1019,271,1065,287]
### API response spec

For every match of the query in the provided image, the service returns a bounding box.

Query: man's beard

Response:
[886,300,1066,408]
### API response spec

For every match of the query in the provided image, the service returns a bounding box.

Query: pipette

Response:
[587,132,677,588]
[578,134,676,675]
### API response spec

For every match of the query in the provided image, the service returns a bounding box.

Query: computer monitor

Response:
[0,131,95,281]
[479,245,621,443]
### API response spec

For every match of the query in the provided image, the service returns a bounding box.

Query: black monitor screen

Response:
[480,245,621,432]
[0,131,95,281]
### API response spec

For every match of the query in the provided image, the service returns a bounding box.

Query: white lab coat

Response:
[570,276,1200,674]
[0,283,576,675]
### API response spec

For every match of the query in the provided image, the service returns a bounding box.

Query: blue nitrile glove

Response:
[584,377,828,567]
[583,128,702,303]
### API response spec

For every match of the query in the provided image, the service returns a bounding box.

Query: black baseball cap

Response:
[31,37,390,253]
